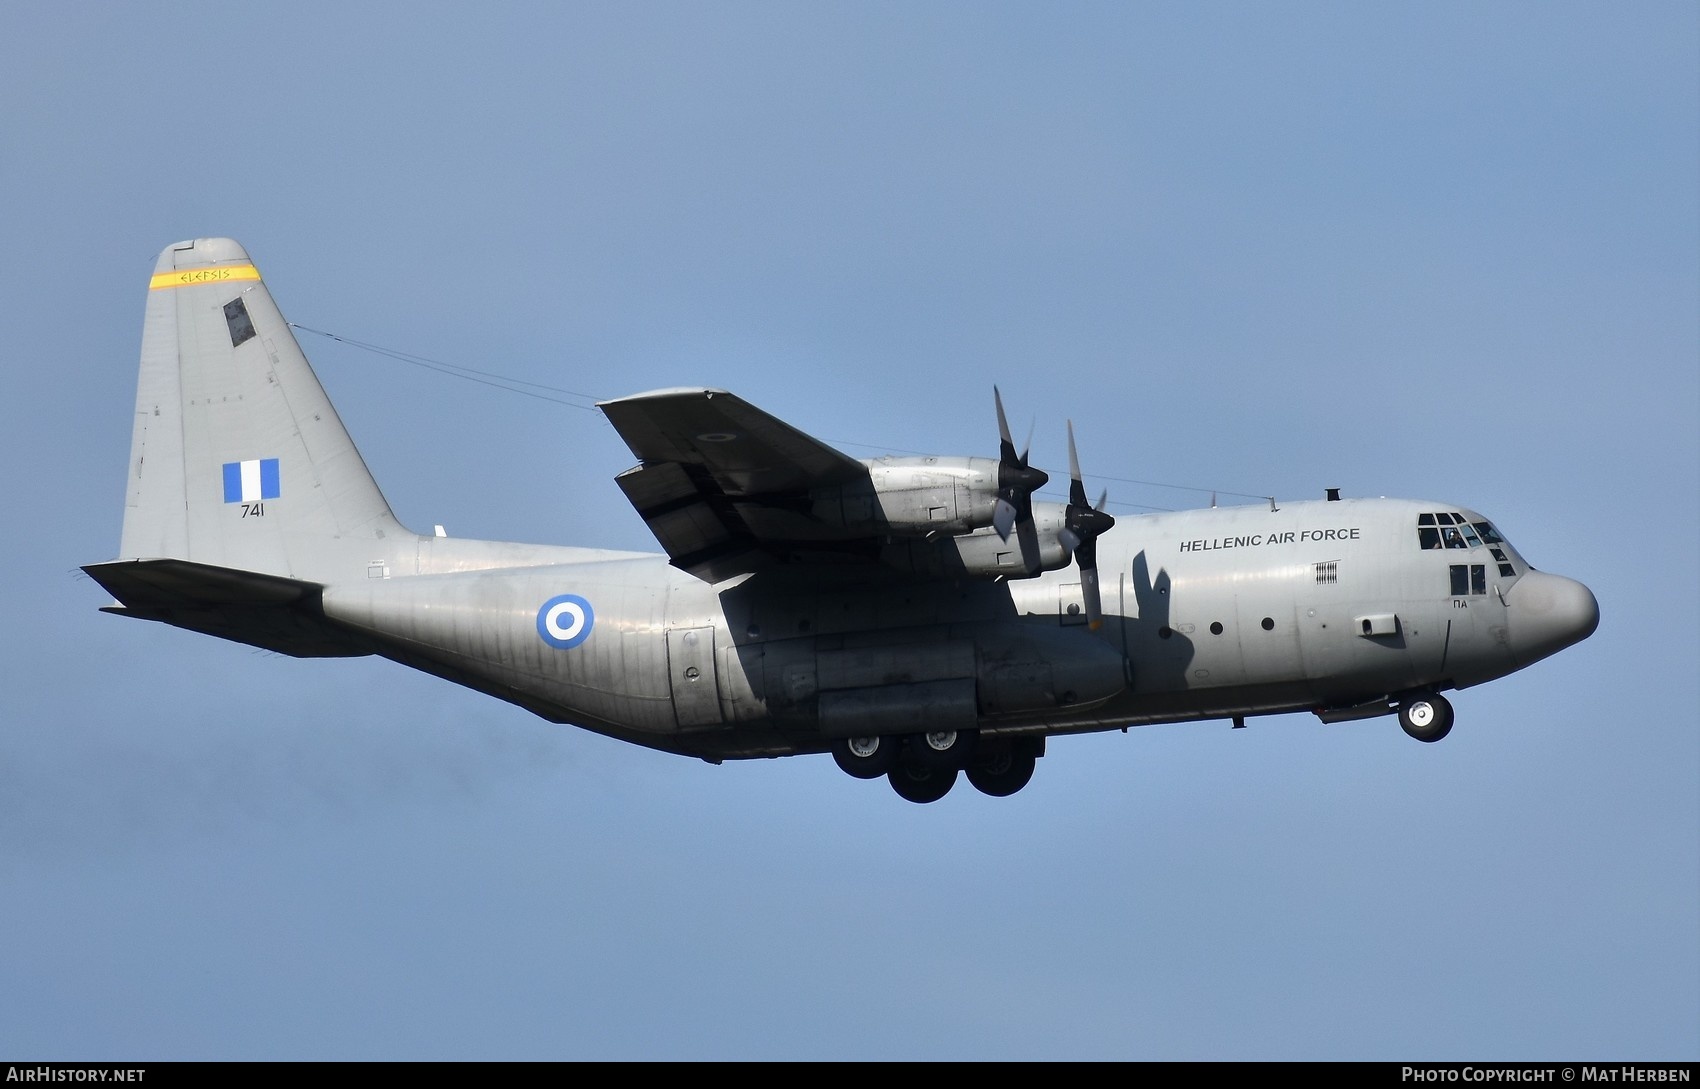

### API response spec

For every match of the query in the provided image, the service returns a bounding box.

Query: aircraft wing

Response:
[598,387,876,583]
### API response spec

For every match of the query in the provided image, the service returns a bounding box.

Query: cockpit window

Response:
[1450,563,1489,596]
[1418,513,1512,555]
[1424,515,1521,588]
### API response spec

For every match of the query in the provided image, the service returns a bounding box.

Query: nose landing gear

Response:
[1398,693,1455,743]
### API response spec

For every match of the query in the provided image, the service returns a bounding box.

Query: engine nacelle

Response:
[877,504,1073,580]
[810,456,1000,537]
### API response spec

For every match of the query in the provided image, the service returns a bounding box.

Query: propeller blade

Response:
[1014,510,1042,578]
[1061,420,1115,628]
[1080,561,1103,630]
[994,386,1017,465]
[1066,420,1089,509]
[991,387,1048,546]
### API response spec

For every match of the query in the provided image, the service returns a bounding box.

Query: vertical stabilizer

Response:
[119,238,413,581]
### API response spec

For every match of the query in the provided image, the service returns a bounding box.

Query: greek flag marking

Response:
[222,458,281,503]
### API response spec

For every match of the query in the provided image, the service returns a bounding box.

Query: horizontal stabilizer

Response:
[83,558,369,658]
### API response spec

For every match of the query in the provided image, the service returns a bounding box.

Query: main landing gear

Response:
[1397,692,1455,743]
[831,731,1042,802]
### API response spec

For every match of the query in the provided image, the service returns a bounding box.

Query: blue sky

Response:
[2,1,1695,1060]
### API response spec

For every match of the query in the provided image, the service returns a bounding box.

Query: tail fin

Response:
[116,238,413,581]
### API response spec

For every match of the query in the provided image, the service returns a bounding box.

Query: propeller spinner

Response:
[1057,420,1116,629]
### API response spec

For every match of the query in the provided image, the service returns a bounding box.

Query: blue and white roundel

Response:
[536,594,595,649]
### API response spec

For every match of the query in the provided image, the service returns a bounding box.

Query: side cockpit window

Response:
[1472,521,1505,545]
[1472,522,1517,576]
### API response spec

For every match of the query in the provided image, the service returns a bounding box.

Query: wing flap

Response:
[600,388,875,581]
[612,463,771,583]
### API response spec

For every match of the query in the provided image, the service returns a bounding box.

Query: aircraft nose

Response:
[1507,571,1600,666]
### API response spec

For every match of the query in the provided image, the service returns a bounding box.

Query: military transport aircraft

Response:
[85,238,1601,803]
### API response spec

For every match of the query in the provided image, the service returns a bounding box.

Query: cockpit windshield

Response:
[1416,512,1518,578]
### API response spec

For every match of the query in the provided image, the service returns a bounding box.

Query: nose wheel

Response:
[1398,693,1454,742]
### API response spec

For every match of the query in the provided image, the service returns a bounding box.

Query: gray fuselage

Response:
[317,495,1598,762]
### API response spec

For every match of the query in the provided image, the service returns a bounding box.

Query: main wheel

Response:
[909,728,979,770]
[831,735,899,779]
[1399,693,1455,742]
[888,762,957,803]
[966,739,1037,797]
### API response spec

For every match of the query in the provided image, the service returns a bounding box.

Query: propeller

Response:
[1057,420,1116,629]
[991,387,1049,575]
